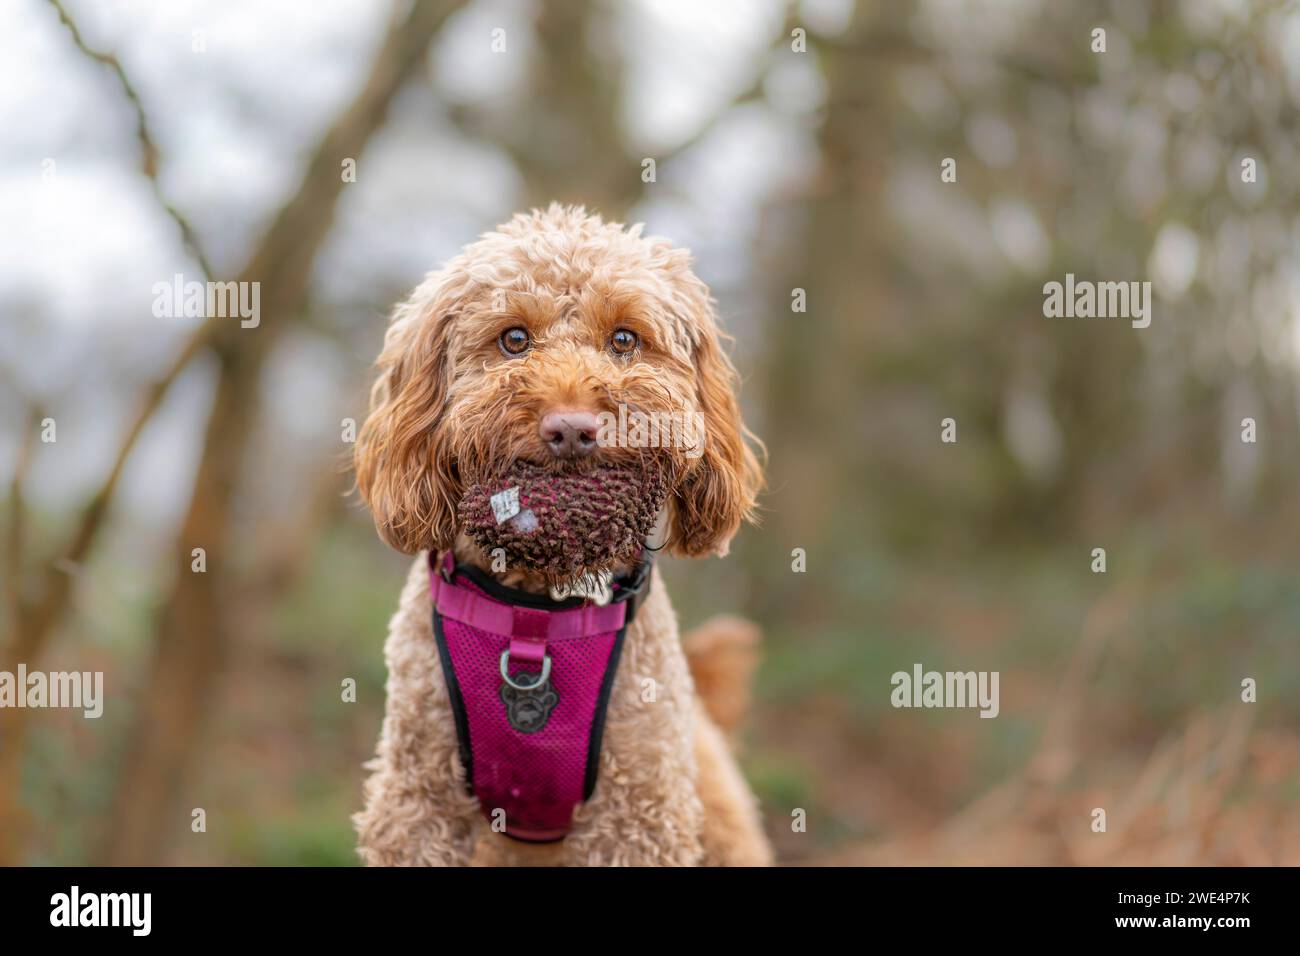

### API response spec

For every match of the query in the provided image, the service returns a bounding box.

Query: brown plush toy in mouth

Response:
[458,461,668,579]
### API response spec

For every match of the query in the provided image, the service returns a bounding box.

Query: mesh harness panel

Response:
[428,553,650,842]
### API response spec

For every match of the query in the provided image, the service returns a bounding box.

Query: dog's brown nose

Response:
[539,410,601,459]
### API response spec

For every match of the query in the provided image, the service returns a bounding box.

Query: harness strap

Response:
[430,551,652,635]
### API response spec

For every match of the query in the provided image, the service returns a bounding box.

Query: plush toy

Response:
[458,461,667,579]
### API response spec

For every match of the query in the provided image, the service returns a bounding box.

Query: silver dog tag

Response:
[500,672,559,733]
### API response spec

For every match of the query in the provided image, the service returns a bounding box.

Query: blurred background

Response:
[2,0,1298,866]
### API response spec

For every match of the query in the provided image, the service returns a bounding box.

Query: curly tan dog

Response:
[352,204,772,866]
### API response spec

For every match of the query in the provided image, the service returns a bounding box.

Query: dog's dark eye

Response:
[610,329,638,355]
[499,327,530,356]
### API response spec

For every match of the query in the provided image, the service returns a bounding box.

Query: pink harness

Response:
[428,552,651,842]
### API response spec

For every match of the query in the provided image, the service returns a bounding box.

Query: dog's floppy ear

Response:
[354,276,462,554]
[669,296,763,557]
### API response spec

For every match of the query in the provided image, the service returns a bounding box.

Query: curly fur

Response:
[353,205,771,866]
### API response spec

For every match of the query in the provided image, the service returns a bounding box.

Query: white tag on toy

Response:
[490,486,521,524]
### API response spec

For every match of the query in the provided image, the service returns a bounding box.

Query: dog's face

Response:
[355,205,761,574]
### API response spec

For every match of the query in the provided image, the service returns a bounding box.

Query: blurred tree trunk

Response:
[98,0,463,866]
[744,2,904,620]
[519,0,635,213]
[0,411,40,862]
[1,0,224,860]
[450,0,638,216]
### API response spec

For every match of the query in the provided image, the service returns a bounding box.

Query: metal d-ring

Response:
[499,650,551,691]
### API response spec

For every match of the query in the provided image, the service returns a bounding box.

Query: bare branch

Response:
[99,0,467,866]
[44,0,214,280]
[13,0,236,666]
[16,321,216,667]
